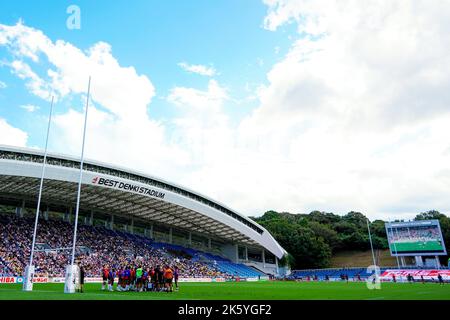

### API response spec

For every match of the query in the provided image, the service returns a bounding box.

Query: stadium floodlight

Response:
[65,76,91,294]
[23,96,55,292]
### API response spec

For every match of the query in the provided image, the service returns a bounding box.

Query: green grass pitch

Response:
[0,281,450,300]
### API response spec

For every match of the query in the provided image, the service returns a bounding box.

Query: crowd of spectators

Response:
[0,215,224,278]
[389,226,441,242]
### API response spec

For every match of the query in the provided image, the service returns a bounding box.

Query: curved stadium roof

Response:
[0,145,286,259]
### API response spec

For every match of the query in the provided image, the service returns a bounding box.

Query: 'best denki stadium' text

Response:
[92,177,165,199]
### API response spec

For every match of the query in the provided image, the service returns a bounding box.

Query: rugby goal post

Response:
[64,264,80,294]
[22,265,35,291]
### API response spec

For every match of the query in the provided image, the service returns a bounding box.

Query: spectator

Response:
[0,216,224,278]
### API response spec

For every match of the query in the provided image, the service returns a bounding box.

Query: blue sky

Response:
[0,0,296,147]
[1,1,450,220]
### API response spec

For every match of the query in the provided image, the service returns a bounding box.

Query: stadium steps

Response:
[247,265,267,276]
[214,261,266,277]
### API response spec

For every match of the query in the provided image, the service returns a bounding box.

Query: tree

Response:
[252,210,450,269]
[307,220,341,250]
[343,211,368,229]
[370,220,387,238]
[255,215,331,269]
[415,210,446,221]
[278,253,295,268]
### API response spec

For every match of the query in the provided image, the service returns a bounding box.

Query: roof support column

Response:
[262,249,266,268]
[89,210,94,226]
[110,214,114,230]
[16,200,25,218]
[15,206,21,218]
[130,218,134,234]
[43,206,49,221]
[150,224,153,239]
[208,238,211,250]
[275,257,279,275]
[169,227,173,244]
[66,207,72,223]
[245,246,248,262]
[188,232,192,246]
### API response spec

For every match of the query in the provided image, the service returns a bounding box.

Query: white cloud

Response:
[238,0,450,219]
[9,60,52,100]
[170,1,450,220]
[168,79,228,113]
[0,118,28,146]
[2,5,450,222]
[0,81,6,89]
[178,62,217,77]
[167,80,233,168]
[20,104,39,112]
[0,22,186,180]
[1,22,155,118]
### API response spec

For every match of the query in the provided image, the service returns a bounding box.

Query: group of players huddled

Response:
[101,264,179,293]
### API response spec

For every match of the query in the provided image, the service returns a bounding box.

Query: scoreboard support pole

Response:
[415,256,424,267]
[435,256,441,269]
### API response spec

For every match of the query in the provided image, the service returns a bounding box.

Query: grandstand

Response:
[0,145,285,279]
[290,268,373,280]
[289,266,449,282]
[0,215,266,278]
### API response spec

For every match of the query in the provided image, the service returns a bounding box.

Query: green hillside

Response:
[252,210,450,269]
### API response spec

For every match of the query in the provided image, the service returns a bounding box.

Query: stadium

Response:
[0,145,286,280]
[1,145,450,300]
[1,144,450,300]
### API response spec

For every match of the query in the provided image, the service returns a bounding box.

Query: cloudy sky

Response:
[1,0,450,221]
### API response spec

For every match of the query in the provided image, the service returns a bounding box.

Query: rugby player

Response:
[130,266,136,291]
[150,267,157,291]
[136,265,143,292]
[142,268,149,292]
[158,265,165,291]
[78,264,85,293]
[174,265,179,291]
[101,265,109,291]
[123,266,131,291]
[154,266,162,291]
[163,265,174,292]
[108,268,116,291]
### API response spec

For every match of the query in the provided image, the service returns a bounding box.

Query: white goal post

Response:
[64,264,80,294]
